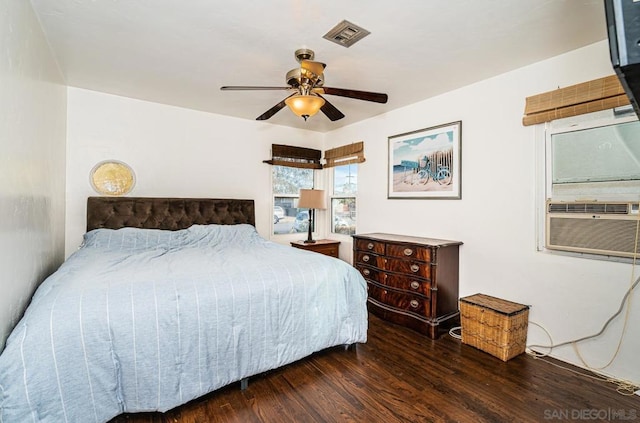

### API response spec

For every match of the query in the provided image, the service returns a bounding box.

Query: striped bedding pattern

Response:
[0,224,368,422]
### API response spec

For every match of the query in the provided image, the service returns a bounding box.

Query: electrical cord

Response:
[526,273,640,354]
[454,317,639,395]
[527,347,639,396]
[574,212,640,370]
[527,318,639,395]
[452,312,639,395]
[526,234,640,397]
[448,326,462,340]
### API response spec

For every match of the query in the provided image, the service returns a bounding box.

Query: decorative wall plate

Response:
[90,160,136,196]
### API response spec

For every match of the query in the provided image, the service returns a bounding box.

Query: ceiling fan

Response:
[220,48,388,122]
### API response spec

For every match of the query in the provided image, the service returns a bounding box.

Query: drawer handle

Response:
[410,300,419,309]
[410,281,420,290]
[403,248,414,256]
[367,242,374,250]
[410,264,420,273]
[363,255,370,262]
[363,269,370,276]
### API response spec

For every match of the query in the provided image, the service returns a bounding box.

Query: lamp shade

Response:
[285,95,325,119]
[298,189,326,209]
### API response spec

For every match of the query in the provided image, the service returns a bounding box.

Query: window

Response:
[324,141,364,236]
[331,164,357,235]
[536,108,640,260]
[272,165,314,235]
[545,110,640,201]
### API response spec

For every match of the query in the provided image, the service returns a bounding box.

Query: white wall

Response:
[65,87,323,254]
[326,40,639,386]
[0,0,67,350]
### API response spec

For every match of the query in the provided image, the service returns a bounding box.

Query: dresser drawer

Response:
[355,265,382,283]
[354,251,385,268]
[367,283,431,318]
[385,257,431,279]
[290,240,340,258]
[385,274,431,298]
[310,244,339,257]
[357,266,429,297]
[355,238,385,255]
[386,243,431,262]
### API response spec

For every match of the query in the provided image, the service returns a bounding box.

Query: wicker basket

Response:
[460,294,529,361]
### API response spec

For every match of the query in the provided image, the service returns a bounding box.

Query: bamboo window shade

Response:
[323,141,365,168]
[522,75,630,126]
[263,144,323,169]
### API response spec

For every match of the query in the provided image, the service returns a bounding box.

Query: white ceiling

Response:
[30,0,608,133]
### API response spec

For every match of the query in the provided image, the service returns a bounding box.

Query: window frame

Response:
[330,163,357,237]
[271,165,320,239]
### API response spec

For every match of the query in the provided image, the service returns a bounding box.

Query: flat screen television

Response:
[605,0,640,119]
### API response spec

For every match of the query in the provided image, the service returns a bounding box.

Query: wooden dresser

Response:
[352,233,462,339]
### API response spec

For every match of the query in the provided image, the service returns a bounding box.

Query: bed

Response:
[0,197,368,423]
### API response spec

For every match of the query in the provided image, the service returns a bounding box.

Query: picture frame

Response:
[388,121,462,199]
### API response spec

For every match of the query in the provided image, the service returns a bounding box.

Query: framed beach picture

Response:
[388,121,461,199]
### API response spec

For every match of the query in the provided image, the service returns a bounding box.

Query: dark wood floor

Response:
[111,314,639,423]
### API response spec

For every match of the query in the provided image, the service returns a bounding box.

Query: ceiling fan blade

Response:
[300,60,326,77]
[317,87,388,103]
[256,94,296,121]
[221,86,291,91]
[317,94,345,121]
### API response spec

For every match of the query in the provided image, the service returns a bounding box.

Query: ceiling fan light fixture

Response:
[222,48,386,123]
[285,94,325,121]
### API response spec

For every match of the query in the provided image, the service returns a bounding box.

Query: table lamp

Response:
[298,189,326,243]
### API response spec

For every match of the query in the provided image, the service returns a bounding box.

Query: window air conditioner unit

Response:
[546,201,640,258]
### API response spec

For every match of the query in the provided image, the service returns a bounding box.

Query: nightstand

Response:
[290,239,341,258]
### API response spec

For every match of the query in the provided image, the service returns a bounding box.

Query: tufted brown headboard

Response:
[86,197,255,232]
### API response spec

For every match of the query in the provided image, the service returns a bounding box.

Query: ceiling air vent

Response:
[323,20,370,48]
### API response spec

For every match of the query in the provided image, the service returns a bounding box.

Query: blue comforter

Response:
[0,224,368,422]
